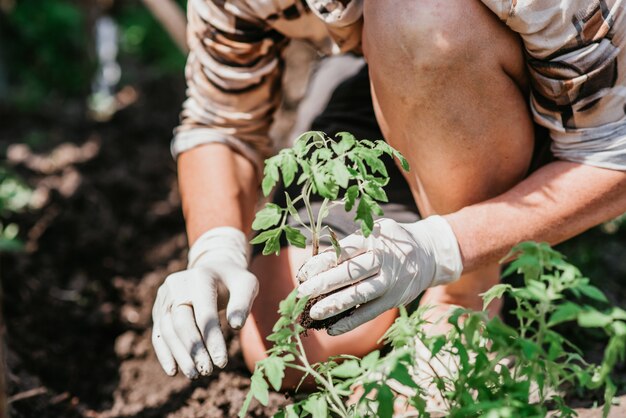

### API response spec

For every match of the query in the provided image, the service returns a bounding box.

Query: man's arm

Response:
[447,161,626,271]
[178,143,258,245]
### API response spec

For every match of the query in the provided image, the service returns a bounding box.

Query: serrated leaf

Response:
[394,150,410,171]
[344,185,359,212]
[312,170,336,200]
[480,284,513,310]
[312,147,332,162]
[262,356,286,391]
[250,372,269,406]
[361,350,380,370]
[252,204,283,230]
[239,390,254,418]
[333,132,356,154]
[278,290,298,316]
[281,152,298,187]
[364,182,388,202]
[262,158,280,196]
[389,363,418,389]
[356,197,374,236]
[578,284,609,303]
[251,228,282,256]
[376,385,394,418]
[331,359,361,378]
[284,225,306,248]
[302,395,328,418]
[250,228,281,245]
[548,302,582,326]
[578,309,613,328]
[262,175,278,197]
[331,160,351,189]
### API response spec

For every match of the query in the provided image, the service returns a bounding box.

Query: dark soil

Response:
[299,294,355,331]
[0,73,292,417]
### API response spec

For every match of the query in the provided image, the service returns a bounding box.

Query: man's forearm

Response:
[178,143,258,245]
[446,161,626,272]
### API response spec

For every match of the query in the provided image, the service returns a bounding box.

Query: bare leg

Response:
[240,247,397,389]
[363,0,534,330]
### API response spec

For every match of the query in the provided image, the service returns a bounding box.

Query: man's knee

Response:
[364,0,478,68]
[363,0,523,79]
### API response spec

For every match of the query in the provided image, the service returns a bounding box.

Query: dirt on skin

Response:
[1,42,626,417]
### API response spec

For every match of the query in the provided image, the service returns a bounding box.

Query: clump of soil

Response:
[299,292,356,331]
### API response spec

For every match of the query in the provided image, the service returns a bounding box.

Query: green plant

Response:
[250,131,408,257]
[240,241,625,417]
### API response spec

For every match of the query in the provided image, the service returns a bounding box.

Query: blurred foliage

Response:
[0,167,32,252]
[0,0,185,109]
[0,0,92,108]
[117,0,186,75]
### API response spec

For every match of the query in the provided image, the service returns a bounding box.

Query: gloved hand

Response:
[152,227,258,379]
[296,216,463,336]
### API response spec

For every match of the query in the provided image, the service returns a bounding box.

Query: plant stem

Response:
[302,181,319,256]
[294,332,349,417]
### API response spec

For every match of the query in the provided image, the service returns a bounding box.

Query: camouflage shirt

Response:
[172,0,626,173]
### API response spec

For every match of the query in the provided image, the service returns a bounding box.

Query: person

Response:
[151,0,626,387]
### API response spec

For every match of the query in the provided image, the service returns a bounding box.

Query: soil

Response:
[1,41,626,417]
[299,294,355,331]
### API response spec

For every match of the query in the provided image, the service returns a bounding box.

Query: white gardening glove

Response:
[296,216,463,336]
[151,227,258,379]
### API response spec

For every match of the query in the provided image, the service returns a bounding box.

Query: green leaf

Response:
[578,284,609,303]
[263,237,281,256]
[262,158,280,196]
[376,385,394,418]
[250,228,281,245]
[364,182,388,202]
[480,284,512,310]
[281,152,298,187]
[330,160,351,189]
[394,150,410,171]
[312,170,335,199]
[279,290,298,316]
[252,204,283,230]
[359,148,387,176]
[330,359,361,378]
[312,147,332,162]
[344,185,359,212]
[239,390,254,418]
[333,132,356,154]
[361,351,380,370]
[356,196,374,236]
[578,309,613,328]
[328,227,341,260]
[519,339,541,360]
[262,356,286,391]
[548,302,582,326]
[302,395,328,418]
[284,225,306,248]
[250,372,269,406]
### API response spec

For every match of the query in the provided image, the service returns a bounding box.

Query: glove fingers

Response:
[309,273,388,320]
[222,271,259,329]
[161,311,201,379]
[152,321,177,376]
[190,287,228,369]
[296,234,368,283]
[171,304,213,376]
[297,252,379,299]
[327,297,395,336]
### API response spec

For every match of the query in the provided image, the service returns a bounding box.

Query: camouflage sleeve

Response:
[171,0,290,174]
[482,0,626,170]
